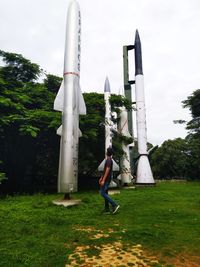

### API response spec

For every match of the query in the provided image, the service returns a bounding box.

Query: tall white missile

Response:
[117,89,133,185]
[98,77,119,172]
[104,77,112,152]
[134,30,155,185]
[54,0,86,193]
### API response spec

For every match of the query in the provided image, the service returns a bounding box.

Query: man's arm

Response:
[100,166,110,186]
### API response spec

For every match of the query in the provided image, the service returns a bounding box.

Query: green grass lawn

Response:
[0,181,200,267]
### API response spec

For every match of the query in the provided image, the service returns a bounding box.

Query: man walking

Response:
[99,147,120,214]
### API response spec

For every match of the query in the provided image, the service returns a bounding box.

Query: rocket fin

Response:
[113,159,119,171]
[117,174,121,180]
[98,159,105,171]
[109,180,118,188]
[54,80,64,112]
[54,80,86,115]
[123,130,132,138]
[78,85,86,115]
[56,125,62,136]
[98,158,119,172]
[78,128,82,137]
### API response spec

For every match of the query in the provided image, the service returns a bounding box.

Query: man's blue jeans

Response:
[100,181,117,209]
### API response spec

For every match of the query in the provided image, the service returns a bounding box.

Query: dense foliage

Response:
[151,138,189,179]
[183,89,200,134]
[0,50,61,193]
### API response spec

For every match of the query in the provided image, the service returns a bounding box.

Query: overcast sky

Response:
[1,0,200,146]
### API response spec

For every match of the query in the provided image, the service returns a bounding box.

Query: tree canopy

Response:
[182,89,200,135]
[0,51,61,193]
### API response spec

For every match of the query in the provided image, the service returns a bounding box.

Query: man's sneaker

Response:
[112,205,120,214]
[101,209,110,214]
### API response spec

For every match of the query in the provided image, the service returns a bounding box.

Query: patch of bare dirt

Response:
[160,253,200,267]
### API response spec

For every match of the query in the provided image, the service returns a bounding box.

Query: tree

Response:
[184,134,200,179]
[0,51,60,193]
[79,92,105,175]
[0,50,41,84]
[182,89,200,179]
[182,89,200,135]
[151,138,189,179]
[44,74,62,93]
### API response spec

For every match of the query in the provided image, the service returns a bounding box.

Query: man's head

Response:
[106,147,113,157]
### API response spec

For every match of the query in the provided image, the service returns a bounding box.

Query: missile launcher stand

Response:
[123,45,135,174]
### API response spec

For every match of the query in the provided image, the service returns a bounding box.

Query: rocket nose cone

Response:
[104,77,111,92]
[70,0,78,5]
[134,29,143,75]
[68,0,80,10]
[134,29,141,44]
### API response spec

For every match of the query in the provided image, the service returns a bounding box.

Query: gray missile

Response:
[54,0,86,193]
[117,87,133,185]
[104,77,112,152]
[134,30,155,185]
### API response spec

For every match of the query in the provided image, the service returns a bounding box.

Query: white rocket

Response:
[134,30,155,185]
[98,77,119,172]
[104,77,112,152]
[54,0,86,193]
[117,89,133,185]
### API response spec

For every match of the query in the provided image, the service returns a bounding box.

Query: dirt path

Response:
[66,242,159,266]
[65,226,159,267]
[65,226,200,266]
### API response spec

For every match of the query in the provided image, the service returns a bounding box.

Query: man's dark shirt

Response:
[103,157,113,183]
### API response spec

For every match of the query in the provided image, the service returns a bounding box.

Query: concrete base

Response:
[52,199,81,207]
[108,180,118,188]
[135,183,156,187]
[108,190,120,195]
[122,186,136,190]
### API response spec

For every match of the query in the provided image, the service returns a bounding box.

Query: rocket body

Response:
[118,106,133,184]
[135,75,148,155]
[54,0,86,193]
[134,30,155,184]
[104,78,112,153]
[98,78,119,172]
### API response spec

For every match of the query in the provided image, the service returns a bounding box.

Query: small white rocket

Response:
[117,89,133,185]
[104,77,113,152]
[54,0,86,193]
[134,30,155,185]
[98,77,119,172]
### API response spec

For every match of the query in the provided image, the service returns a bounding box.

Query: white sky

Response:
[1,0,200,146]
